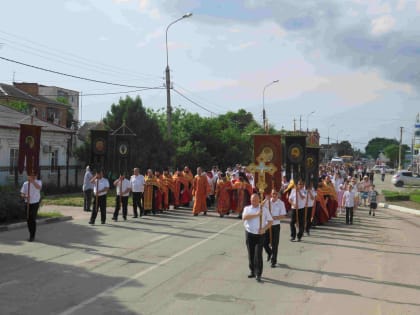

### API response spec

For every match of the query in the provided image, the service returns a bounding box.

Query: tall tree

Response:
[365,138,399,159]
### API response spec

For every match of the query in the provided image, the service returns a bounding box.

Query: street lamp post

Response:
[165,12,192,139]
[306,110,315,131]
[262,80,279,133]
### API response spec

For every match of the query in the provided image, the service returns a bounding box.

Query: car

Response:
[391,170,420,187]
[331,157,343,164]
[372,165,395,174]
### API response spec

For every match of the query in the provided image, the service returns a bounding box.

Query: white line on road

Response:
[59,219,242,315]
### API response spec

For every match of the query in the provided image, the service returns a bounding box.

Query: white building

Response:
[0,104,81,187]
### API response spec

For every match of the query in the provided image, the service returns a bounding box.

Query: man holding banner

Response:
[20,173,42,242]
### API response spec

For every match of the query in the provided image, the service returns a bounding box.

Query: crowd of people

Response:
[20,161,379,283]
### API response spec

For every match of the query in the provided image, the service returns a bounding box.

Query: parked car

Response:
[372,165,395,174]
[391,170,420,187]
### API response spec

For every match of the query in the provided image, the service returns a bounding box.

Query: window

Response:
[9,148,19,175]
[50,149,58,172]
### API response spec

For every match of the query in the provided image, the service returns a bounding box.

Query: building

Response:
[0,82,79,128]
[0,104,81,187]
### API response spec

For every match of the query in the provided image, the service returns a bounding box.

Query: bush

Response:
[0,186,26,223]
[382,190,410,202]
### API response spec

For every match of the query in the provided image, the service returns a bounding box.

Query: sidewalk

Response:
[379,202,420,216]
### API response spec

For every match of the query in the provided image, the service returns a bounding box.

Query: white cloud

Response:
[318,71,413,105]
[396,0,406,11]
[227,41,257,51]
[136,28,163,47]
[64,1,90,12]
[371,15,396,35]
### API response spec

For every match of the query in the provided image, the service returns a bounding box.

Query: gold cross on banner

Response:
[247,154,277,194]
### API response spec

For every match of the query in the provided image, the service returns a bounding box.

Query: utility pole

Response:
[398,126,403,170]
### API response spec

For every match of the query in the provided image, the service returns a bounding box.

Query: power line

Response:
[0,56,158,89]
[172,88,218,116]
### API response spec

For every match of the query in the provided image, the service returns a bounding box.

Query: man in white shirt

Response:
[263,190,287,268]
[112,173,131,221]
[89,170,110,225]
[130,168,145,217]
[82,166,93,212]
[20,172,42,242]
[288,180,307,242]
[243,193,273,282]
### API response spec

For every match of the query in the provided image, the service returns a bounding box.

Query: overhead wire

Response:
[172,88,218,116]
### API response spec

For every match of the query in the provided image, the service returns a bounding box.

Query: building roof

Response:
[0,104,73,134]
[0,83,67,108]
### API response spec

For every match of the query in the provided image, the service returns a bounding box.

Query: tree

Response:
[103,96,171,171]
[365,138,399,159]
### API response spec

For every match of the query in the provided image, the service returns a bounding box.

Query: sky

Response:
[1,0,420,151]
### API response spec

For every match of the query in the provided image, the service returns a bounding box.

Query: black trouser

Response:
[132,192,144,216]
[290,208,305,239]
[91,195,107,223]
[83,189,92,211]
[305,207,312,233]
[113,195,128,219]
[263,224,280,265]
[346,207,354,224]
[26,202,39,238]
[246,231,264,277]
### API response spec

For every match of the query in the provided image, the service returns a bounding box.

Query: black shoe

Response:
[193,213,198,216]
[271,264,276,268]
[133,215,138,218]
[101,221,105,224]
[306,231,310,236]
[89,221,94,225]
[203,212,207,215]
[247,273,255,278]
[290,238,296,242]
[219,214,224,218]
[123,216,127,221]
[297,238,302,242]
[256,276,262,282]
[369,211,371,215]
[112,217,117,221]
[267,253,272,262]
[237,214,242,219]
[373,213,375,216]
[28,237,34,242]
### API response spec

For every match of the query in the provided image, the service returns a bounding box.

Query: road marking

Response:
[59,220,242,315]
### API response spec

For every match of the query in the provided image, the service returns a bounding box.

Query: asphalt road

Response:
[1,203,420,315]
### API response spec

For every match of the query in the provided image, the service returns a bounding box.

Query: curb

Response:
[0,216,73,233]
[379,203,420,216]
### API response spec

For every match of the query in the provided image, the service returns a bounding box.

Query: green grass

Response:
[43,194,117,207]
[38,211,64,218]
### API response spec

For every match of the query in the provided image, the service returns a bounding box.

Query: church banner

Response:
[18,124,41,175]
[248,135,282,195]
[285,135,306,182]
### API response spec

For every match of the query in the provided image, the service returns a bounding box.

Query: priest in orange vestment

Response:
[192,167,211,216]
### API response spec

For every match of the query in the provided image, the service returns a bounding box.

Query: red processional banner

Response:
[18,124,41,175]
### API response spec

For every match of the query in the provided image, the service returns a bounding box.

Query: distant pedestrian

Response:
[380,167,386,182]
[82,166,93,212]
[368,185,379,216]
[20,172,42,242]
[342,184,356,225]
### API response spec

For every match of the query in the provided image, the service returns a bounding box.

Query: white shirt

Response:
[243,205,273,235]
[267,199,286,226]
[130,174,145,193]
[343,190,356,207]
[93,178,109,196]
[82,170,93,191]
[115,178,131,197]
[306,188,316,208]
[289,188,307,209]
[20,180,42,204]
